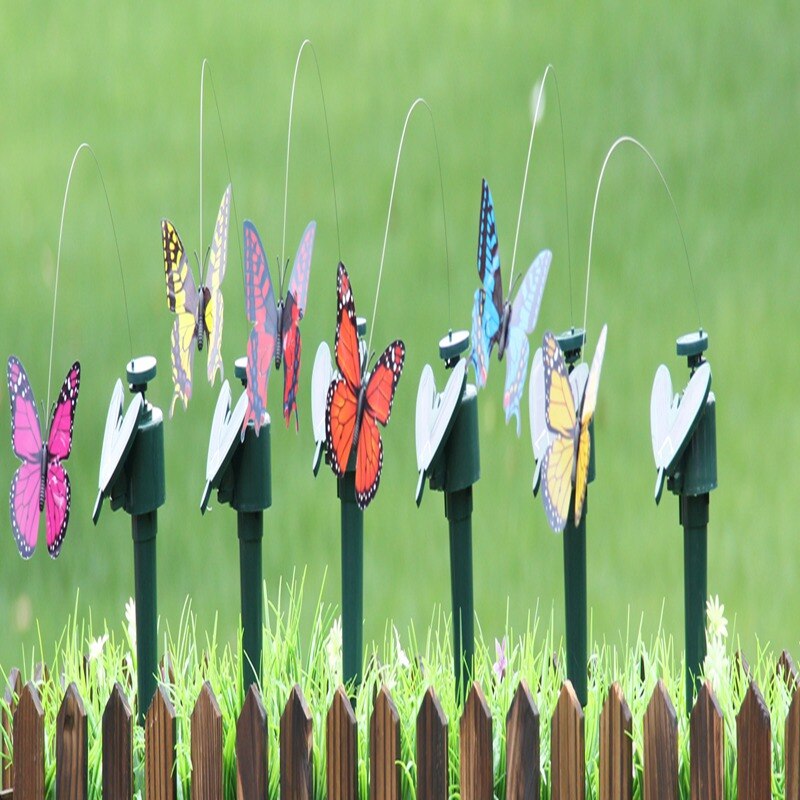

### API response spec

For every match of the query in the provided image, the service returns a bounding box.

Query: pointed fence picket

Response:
[3,662,800,797]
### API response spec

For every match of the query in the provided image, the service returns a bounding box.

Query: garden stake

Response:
[557,328,593,707]
[206,360,271,691]
[668,331,717,713]
[426,332,480,702]
[338,318,367,694]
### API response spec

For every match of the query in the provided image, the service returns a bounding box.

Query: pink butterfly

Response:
[7,357,81,559]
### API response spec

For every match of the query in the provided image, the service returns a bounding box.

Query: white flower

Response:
[125,597,137,650]
[393,626,410,669]
[703,634,729,693]
[706,595,728,642]
[327,617,342,677]
[88,633,109,662]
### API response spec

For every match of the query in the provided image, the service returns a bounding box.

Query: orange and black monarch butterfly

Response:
[325,262,405,509]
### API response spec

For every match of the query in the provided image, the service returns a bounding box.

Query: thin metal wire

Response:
[582,135,700,347]
[48,143,131,410]
[282,39,342,269]
[368,98,451,355]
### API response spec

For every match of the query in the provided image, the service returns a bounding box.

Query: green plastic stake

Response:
[338,470,363,692]
[668,330,717,713]
[122,357,165,724]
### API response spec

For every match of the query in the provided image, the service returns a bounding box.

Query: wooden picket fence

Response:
[1,653,800,798]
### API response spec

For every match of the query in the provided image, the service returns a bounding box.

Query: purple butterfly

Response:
[7,357,81,559]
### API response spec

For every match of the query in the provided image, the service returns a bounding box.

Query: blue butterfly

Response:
[469,179,551,434]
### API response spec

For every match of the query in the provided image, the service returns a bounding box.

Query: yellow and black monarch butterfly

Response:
[162,184,231,416]
[541,324,608,532]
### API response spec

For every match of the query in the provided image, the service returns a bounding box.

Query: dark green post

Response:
[555,329,593,707]
[669,331,716,713]
[123,358,165,725]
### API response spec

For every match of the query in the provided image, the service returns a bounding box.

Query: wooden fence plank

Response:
[236,685,267,800]
[786,684,800,800]
[280,684,312,800]
[2,668,21,791]
[460,682,493,800]
[327,685,357,800]
[102,683,132,799]
[505,680,539,800]
[416,686,448,800]
[12,682,44,800]
[369,684,400,800]
[599,682,631,800]
[56,683,87,800]
[191,682,223,800]
[736,681,771,799]
[551,680,584,800]
[145,685,177,800]
[690,681,723,800]
[778,650,799,691]
[643,680,678,800]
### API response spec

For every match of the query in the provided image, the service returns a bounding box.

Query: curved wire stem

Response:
[200,59,242,273]
[509,64,574,323]
[368,97,451,355]
[48,142,131,410]
[582,135,700,345]
[282,39,342,269]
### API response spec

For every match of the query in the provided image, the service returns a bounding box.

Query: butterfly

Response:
[242,219,316,435]
[469,179,551,433]
[7,357,81,558]
[162,183,231,416]
[325,262,405,510]
[650,361,711,503]
[540,324,607,533]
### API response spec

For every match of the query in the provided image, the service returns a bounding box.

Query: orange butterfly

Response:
[325,263,405,509]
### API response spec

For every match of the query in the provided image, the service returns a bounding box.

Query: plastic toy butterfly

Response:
[469,179,551,433]
[7,357,81,558]
[540,325,607,533]
[325,262,405,509]
[162,184,231,415]
[242,219,316,435]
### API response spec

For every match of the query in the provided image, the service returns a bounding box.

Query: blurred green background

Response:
[0,1,797,668]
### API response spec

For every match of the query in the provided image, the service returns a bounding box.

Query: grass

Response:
[0,1,799,669]
[0,578,794,798]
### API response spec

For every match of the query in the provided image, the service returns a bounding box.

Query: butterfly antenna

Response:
[282,39,342,269]
[200,59,243,278]
[582,135,700,355]
[369,97,451,355]
[509,65,573,324]
[47,143,132,412]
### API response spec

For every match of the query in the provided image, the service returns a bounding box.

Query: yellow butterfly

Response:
[541,324,608,532]
[162,185,231,415]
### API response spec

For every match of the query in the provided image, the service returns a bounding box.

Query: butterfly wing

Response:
[333,263,361,390]
[204,184,232,386]
[7,357,43,557]
[477,179,504,326]
[162,220,199,415]
[355,411,382,509]
[502,326,529,436]
[574,324,608,525]
[287,221,316,318]
[243,221,278,435]
[47,362,80,461]
[650,364,674,468]
[511,250,551,334]
[541,333,577,533]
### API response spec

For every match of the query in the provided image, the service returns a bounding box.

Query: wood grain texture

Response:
[599,682,631,800]
[191,682,223,800]
[786,686,800,800]
[145,685,177,800]
[550,681,584,800]
[505,680,539,800]
[327,686,357,800]
[280,684,312,800]
[12,682,44,800]
[56,683,87,800]
[460,682,493,800]
[642,680,678,800]
[736,681,771,799]
[369,684,400,800]
[102,683,132,799]
[2,668,21,791]
[690,682,723,800]
[236,685,267,800]
[416,686,448,800]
